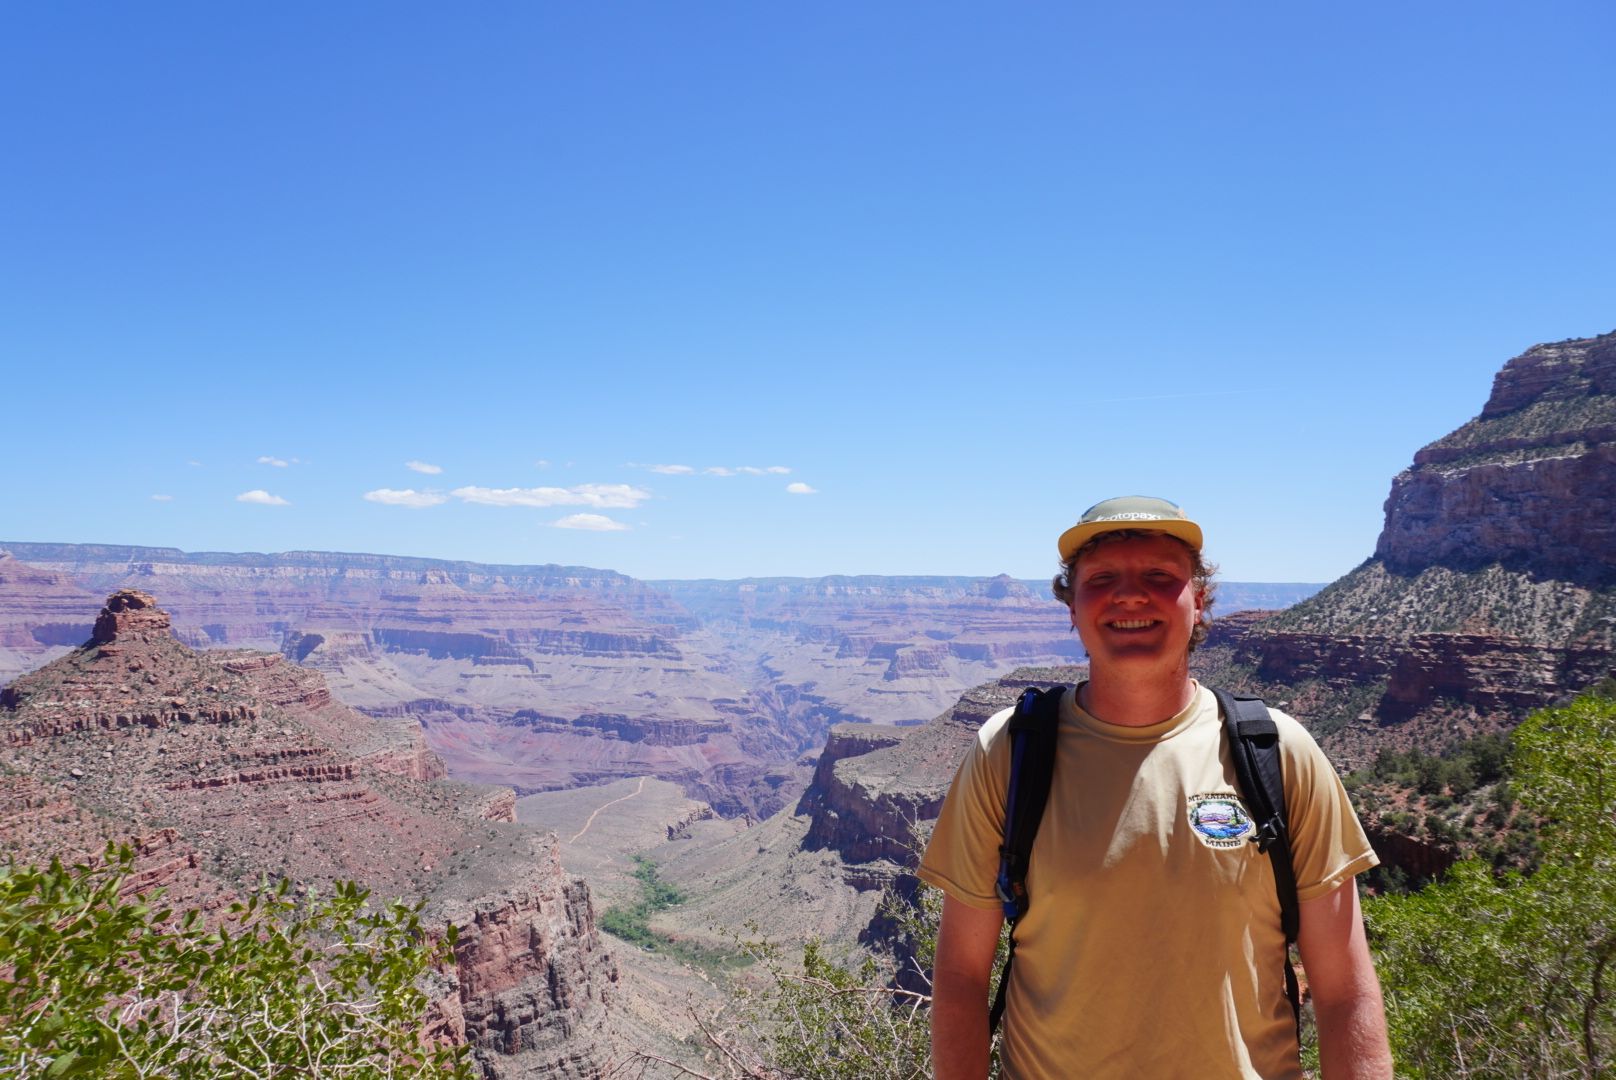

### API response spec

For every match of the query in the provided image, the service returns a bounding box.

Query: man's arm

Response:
[932,894,1004,1080]
[1296,880,1393,1079]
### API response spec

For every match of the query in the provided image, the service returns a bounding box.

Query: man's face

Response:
[1067,533,1202,670]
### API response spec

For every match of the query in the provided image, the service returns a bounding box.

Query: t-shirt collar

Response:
[1063,681,1211,743]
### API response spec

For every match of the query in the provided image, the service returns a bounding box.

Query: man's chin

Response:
[1086,639,1187,666]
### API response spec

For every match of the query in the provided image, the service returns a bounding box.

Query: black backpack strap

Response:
[987,685,1064,1034]
[1208,686,1302,1038]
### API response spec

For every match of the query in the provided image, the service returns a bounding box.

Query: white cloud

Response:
[237,490,290,505]
[550,513,631,531]
[633,463,791,476]
[187,461,202,467]
[535,460,551,467]
[364,488,449,509]
[150,494,174,501]
[405,461,442,475]
[451,483,650,509]
[257,456,289,467]
[786,482,818,494]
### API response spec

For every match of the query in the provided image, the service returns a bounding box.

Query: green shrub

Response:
[0,846,470,1080]
[1368,693,1616,1078]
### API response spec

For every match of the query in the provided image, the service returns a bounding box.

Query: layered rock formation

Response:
[0,590,618,1080]
[647,574,1087,731]
[0,552,102,684]
[0,543,1321,818]
[0,546,809,816]
[1205,329,1616,756]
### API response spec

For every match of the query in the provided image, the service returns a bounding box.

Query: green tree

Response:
[0,846,471,1080]
[1368,692,1616,1078]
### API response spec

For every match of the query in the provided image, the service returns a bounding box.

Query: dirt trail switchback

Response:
[570,776,648,843]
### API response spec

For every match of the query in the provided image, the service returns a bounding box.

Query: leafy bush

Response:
[1368,693,1616,1078]
[0,847,470,1080]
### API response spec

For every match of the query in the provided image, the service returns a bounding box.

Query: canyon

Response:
[0,542,1318,820]
[4,327,1612,1073]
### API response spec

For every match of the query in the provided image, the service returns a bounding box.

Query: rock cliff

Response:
[1378,331,1616,584]
[0,590,618,1079]
[1205,329,1616,756]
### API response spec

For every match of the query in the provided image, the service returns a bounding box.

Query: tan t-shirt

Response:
[917,683,1377,1080]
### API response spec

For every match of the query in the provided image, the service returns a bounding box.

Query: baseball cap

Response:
[1057,496,1203,561]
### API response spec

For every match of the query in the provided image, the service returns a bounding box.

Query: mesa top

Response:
[918,684,1377,1080]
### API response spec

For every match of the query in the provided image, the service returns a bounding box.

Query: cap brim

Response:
[1057,519,1203,561]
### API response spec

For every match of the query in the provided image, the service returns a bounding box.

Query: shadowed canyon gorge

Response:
[4,329,1615,1076]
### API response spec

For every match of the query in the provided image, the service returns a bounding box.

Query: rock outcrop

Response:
[1377,331,1616,584]
[1203,329,1616,754]
[0,590,618,1079]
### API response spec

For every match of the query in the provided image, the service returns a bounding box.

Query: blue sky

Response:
[3,1,1613,582]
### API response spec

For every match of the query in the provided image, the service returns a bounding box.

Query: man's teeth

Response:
[1110,619,1157,629]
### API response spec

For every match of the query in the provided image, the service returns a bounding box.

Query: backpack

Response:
[988,685,1301,1037]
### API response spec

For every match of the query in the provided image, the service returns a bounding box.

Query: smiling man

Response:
[919,497,1392,1080]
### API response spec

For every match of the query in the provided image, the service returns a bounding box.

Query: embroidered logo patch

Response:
[1188,794,1254,848]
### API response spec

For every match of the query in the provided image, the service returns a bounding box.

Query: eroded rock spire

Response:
[91,589,171,644]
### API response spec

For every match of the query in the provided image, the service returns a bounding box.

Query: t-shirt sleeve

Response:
[916,707,1015,910]
[1273,710,1379,902]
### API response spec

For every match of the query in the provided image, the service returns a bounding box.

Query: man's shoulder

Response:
[974,685,1075,752]
[975,703,1017,752]
[1260,704,1327,757]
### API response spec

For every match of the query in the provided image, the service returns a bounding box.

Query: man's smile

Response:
[1107,619,1160,630]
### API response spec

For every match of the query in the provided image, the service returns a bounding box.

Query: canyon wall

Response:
[1205,329,1616,757]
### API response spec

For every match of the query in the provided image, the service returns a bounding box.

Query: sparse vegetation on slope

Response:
[599,855,688,949]
[632,884,956,1080]
[599,854,739,972]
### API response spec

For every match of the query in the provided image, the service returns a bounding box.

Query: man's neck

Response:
[1079,663,1197,728]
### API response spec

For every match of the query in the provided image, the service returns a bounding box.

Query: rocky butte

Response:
[1199,328,1616,761]
[0,590,619,1080]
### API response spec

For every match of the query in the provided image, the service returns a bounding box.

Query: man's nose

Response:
[1110,573,1150,603]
